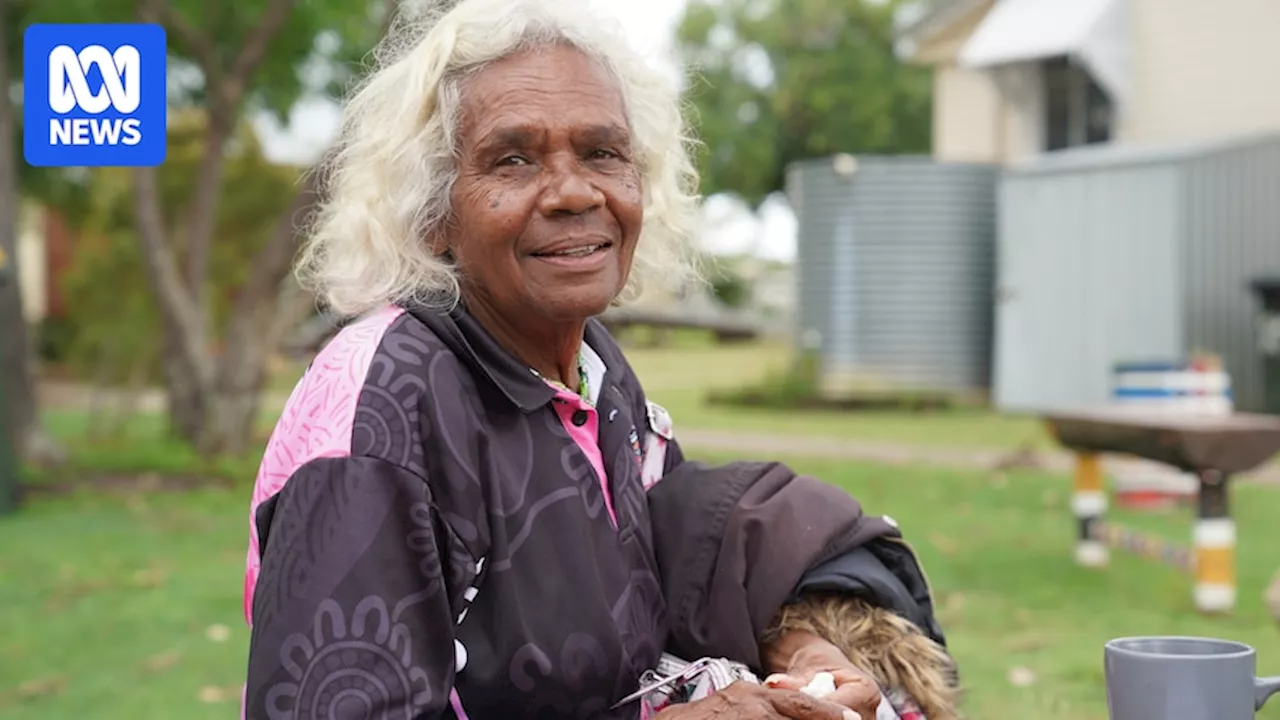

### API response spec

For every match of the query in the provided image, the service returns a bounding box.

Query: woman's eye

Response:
[497,154,529,167]
[589,148,621,161]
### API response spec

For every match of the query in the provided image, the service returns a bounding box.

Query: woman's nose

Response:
[538,161,606,216]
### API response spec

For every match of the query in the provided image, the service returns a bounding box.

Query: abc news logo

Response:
[48,44,144,147]
[24,24,167,168]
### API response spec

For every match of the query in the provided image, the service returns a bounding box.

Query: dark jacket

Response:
[648,460,946,671]
[242,305,947,720]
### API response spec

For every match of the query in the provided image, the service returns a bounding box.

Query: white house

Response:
[897,0,1280,163]
[15,203,48,325]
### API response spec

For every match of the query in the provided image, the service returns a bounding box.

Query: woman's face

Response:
[446,45,644,325]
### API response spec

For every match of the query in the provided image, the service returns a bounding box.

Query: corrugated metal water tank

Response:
[994,134,1280,413]
[787,155,999,398]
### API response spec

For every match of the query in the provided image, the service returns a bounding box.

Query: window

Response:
[1042,56,1114,152]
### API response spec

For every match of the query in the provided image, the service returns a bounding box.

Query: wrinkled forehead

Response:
[454,44,630,142]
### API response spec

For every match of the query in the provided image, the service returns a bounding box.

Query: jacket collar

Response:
[406,303,620,413]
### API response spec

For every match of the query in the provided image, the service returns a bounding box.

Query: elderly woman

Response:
[242,0,956,718]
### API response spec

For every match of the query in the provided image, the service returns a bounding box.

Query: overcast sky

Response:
[251,0,798,261]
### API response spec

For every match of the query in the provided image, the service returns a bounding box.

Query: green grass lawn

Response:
[33,342,1048,492]
[4,444,1280,719]
[27,411,260,488]
[745,456,1280,720]
[267,340,1049,453]
[12,340,1276,718]
[622,342,1051,450]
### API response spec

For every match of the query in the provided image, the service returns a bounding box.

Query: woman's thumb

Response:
[763,673,803,689]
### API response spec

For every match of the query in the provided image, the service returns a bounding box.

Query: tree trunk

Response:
[160,329,206,441]
[132,165,216,445]
[190,0,401,458]
[181,108,234,348]
[132,0,402,458]
[185,280,312,456]
[197,364,269,456]
[194,176,321,456]
[0,0,61,507]
[131,0,303,456]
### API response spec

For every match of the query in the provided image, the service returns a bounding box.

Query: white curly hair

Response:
[295,0,704,318]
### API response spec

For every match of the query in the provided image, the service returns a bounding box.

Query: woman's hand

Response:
[653,681,862,720]
[761,630,882,720]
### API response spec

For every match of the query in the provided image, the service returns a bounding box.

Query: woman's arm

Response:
[244,456,470,719]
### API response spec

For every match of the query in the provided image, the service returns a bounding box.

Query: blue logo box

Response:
[24,24,167,167]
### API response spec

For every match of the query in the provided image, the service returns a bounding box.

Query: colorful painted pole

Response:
[1193,469,1235,613]
[1072,452,1108,567]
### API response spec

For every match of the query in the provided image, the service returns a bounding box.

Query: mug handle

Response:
[1257,676,1280,710]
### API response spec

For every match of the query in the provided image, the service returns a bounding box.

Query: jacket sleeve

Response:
[244,456,471,720]
[648,460,900,670]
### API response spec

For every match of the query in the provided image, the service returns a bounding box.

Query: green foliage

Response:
[705,350,822,409]
[7,0,386,215]
[6,0,388,110]
[702,254,753,308]
[56,228,165,385]
[34,316,77,364]
[57,116,302,384]
[707,349,958,411]
[1,0,389,454]
[710,272,751,308]
[677,0,933,205]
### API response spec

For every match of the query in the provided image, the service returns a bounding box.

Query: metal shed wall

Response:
[1181,135,1280,412]
[994,135,1280,413]
[788,156,999,396]
[995,147,1186,412]
[787,161,839,367]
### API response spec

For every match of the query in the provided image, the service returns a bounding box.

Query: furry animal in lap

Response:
[766,593,961,720]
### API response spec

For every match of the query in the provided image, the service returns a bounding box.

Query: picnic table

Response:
[1042,408,1280,614]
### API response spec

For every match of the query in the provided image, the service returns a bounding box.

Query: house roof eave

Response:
[896,0,992,63]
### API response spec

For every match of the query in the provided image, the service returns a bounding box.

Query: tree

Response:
[60,115,304,402]
[3,0,395,456]
[127,0,404,456]
[124,0,343,450]
[676,0,933,206]
[0,0,29,513]
[0,0,69,491]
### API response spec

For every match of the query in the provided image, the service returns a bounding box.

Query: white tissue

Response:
[800,671,837,699]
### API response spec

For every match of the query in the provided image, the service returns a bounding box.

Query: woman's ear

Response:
[427,230,452,259]
[431,216,462,259]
